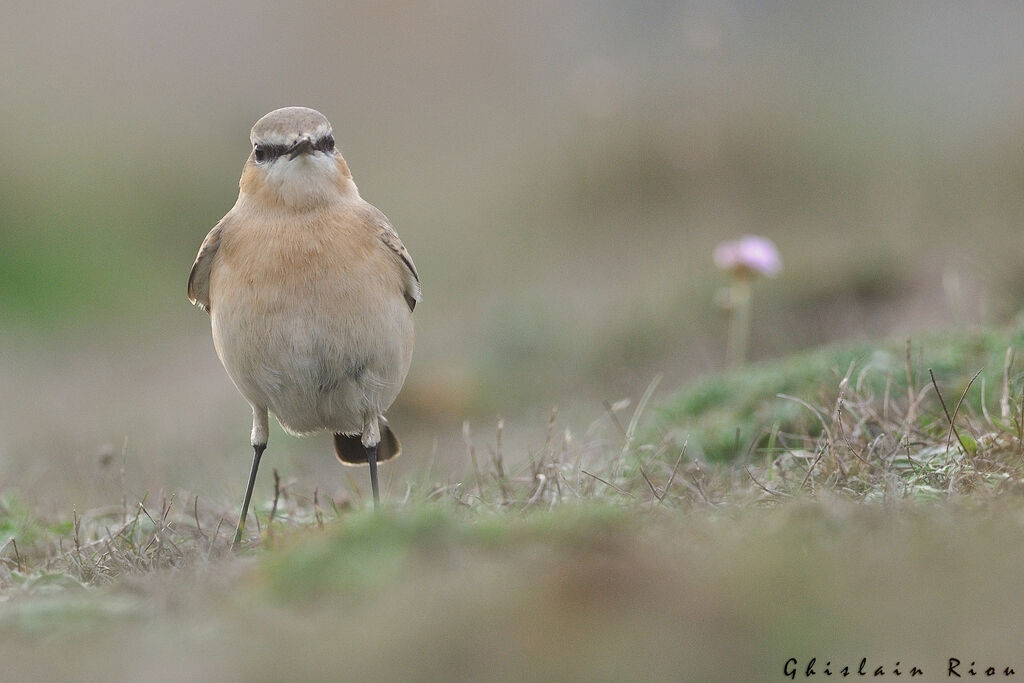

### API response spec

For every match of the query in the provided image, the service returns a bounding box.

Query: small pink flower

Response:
[713,235,782,277]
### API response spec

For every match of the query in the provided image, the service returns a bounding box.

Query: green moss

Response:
[262,507,452,600]
[653,325,1024,461]
[261,502,635,602]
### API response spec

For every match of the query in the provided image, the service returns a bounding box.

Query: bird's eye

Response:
[254,144,266,162]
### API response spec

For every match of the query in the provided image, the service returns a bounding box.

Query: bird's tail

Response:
[334,426,401,465]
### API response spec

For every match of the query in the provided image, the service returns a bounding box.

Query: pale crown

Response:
[250,106,333,149]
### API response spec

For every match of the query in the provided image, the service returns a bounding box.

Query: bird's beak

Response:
[287,136,314,160]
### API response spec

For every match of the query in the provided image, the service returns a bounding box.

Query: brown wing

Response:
[370,209,421,312]
[187,222,223,313]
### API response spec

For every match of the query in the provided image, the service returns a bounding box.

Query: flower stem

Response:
[725,276,752,367]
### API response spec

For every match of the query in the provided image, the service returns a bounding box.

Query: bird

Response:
[188,106,420,547]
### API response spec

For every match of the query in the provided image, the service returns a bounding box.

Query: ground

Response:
[2,327,1024,680]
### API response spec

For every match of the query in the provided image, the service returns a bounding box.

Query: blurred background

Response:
[2,0,1024,510]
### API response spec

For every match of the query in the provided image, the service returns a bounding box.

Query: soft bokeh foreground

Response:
[0,328,1023,679]
[4,504,1024,681]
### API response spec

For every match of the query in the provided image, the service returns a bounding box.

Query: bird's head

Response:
[239,107,356,211]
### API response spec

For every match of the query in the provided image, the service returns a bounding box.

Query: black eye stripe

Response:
[253,143,288,162]
[314,135,335,152]
[253,135,334,162]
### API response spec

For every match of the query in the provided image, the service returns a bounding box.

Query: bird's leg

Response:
[366,443,380,508]
[233,405,270,548]
[362,414,381,509]
[233,443,265,548]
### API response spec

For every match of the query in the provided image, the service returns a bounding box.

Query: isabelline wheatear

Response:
[188,107,420,547]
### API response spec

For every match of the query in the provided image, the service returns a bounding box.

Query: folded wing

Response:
[188,222,224,313]
[370,208,421,312]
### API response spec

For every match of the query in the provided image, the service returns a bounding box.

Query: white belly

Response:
[210,284,413,436]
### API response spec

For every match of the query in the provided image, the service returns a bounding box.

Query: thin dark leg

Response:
[367,443,380,508]
[232,443,266,548]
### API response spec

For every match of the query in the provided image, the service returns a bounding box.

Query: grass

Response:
[4,326,1024,678]
[4,499,1024,680]
[654,325,1024,464]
